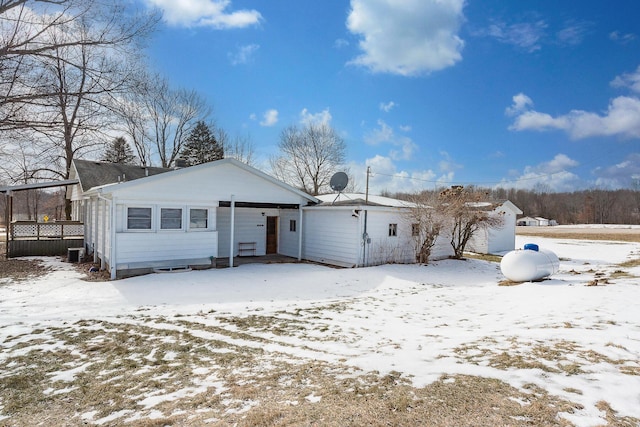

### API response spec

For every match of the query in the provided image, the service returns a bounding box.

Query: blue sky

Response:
[140,0,640,194]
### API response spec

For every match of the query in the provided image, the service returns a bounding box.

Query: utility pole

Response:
[362,166,370,266]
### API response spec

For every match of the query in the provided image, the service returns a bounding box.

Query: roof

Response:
[72,160,171,193]
[315,193,415,208]
[0,179,78,193]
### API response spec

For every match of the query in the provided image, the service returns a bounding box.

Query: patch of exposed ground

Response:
[516,226,640,243]
[0,257,51,284]
[1,315,638,426]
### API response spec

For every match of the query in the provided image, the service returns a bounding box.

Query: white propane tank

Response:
[500,243,560,282]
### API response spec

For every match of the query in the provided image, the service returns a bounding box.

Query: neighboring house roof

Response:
[71,160,171,193]
[315,193,415,208]
[315,194,523,215]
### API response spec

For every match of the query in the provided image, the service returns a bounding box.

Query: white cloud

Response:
[300,108,332,126]
[509,95,640,140]
[145,0,262,28]
[364,120,417,161]
[438,151,462,174]
[505,93,534,116]
[379,101,396,112]
[498,154,583,192]
[346,0,465,76]
[260,109,279,127]
[347,156,439,195]
[592,153,640,189]
[609,31,636,44]
[556,21,591,46]
[228,44,259,65]
[483,20,547,52]
[334,38,349,48]
[611,65,640,94]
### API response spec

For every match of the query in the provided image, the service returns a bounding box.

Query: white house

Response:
[67,159,522,277]
[304,194,522,267]
[517,216,554,226]
[465,200,523,254]
[67,159,318,279]
[301,193,454,268]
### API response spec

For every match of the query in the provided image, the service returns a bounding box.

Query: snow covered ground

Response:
[1,235,639,426]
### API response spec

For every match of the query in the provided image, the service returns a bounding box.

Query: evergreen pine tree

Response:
[180,121,224,166]
[102,137,137,164]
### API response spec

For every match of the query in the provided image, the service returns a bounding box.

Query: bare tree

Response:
[0,0,158,131]
[405,192,444,264]
[438,186,505,259]
[270,123,346,195]
[0,0,158,218]
[116,74,211,168]
[222,131,256,166]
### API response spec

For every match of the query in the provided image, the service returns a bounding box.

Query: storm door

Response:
[266,216,278,254]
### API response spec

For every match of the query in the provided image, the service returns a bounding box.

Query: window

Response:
[412,223,420,237]
[190,209,208,229]
[389,223,397,237]
[161,208,182,230]
[127,207,152,230]
[289,219,296,232]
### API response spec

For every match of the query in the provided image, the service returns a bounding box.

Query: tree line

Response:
[389,186,640,225]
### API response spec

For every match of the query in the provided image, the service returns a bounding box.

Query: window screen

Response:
[161,208,182,230]
[190,209,208,229]
[127,207,152,230]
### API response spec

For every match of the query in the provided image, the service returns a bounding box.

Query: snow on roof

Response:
[315,193,415,208]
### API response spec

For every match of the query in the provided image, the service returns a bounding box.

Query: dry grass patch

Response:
[516,228,640,243]
[0,257,52,284]
[3,318,640,426]
[464,252,502,263]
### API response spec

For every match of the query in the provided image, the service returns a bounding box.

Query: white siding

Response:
[110,162,306,205]
[279,209,300,258]
[303,209,360,267]
[364,210,415,266]
[302,206,454,267]
[487,209,517,253]
[217,207,279,257]
[467,207,518,254]
[111,203,218,268]
[116,231,218,266]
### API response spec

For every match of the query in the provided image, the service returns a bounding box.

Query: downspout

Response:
[362,166,370,267]
[229,194,235,268]
[356,207,363,268]
[297,204,303,261]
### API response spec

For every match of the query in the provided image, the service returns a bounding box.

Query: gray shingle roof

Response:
[73,160,171,192]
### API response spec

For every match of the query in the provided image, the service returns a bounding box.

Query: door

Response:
[266,216,278,254]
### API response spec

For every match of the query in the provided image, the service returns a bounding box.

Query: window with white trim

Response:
[389,223,397,237]
[289,219,296,232]
[161,208,182,230]
[127,207,152,230]
[190,208,208,229]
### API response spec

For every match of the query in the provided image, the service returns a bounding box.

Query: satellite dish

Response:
[330,172,349,192]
